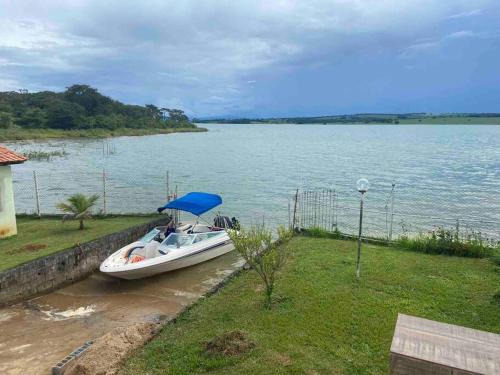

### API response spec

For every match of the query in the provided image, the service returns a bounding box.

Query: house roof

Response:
[0,146,27,165]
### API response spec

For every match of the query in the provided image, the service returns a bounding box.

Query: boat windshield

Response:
[140,228,161,243]
[161,231,224,248]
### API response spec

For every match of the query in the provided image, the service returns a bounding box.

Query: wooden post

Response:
[102,169,107,215]
[288,199,291,230]
[33,171,41,217]
[166,171,170,202]
[175,185,178,226]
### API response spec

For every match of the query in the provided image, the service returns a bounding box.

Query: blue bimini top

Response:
[157,192,222,216]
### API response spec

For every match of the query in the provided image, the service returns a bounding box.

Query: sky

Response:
[0,0,499,118]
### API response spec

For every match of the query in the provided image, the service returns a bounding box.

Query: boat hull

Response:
[100,241,234,280]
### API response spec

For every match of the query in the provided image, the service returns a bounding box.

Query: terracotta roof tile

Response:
[0,146,27,165]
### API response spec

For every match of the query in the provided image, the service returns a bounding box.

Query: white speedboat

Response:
[100,192,237,280]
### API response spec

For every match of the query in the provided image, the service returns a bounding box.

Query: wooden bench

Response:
[390,314,500,374]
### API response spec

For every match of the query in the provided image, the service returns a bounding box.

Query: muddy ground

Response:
[0,251,243,375]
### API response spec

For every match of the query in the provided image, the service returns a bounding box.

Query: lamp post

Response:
[356,178,370,279]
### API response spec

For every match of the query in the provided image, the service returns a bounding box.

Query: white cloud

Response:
[400,28,499,59]
[447,9,482,19]
[445,30,476,39]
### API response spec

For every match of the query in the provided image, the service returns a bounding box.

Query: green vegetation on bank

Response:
[0,215,158,271]
[121,236,500,375]
[0,84,202,141]
[396,226,499,259]
[0,126,206,141]
[21,149,68,161]
[195,113,500,125]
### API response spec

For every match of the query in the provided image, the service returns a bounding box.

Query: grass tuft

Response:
[396,227,499,258]
[303,226,342,239]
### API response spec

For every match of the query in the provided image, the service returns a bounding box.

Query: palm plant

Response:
[57,193,99,230]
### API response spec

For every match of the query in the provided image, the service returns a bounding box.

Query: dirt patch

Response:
[274,353,292,366]
[8,243,47,254]
[203,330,255,356]
[65,322,160,375]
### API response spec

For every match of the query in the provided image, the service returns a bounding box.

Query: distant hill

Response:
[194,113,500,125]
[0,85,197,131]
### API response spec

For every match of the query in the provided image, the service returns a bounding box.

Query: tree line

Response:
[0,84,196,130]
[195,112,500,125]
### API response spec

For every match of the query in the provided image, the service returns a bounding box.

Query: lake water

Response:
[6,124,500,239]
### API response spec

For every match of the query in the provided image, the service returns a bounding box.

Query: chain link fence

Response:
[292,186,499,242]
[13,170,499,241]
[13,169,170,215]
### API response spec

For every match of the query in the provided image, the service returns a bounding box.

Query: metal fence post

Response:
[166,171,170,202]
[288,199,291,230]
[174,185,178,225]
[102,169,107,215]
[388,182,396,242]
[33,170,41,217]
[291,189,299,231]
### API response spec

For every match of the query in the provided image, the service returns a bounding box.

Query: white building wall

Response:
[0,165,17,238]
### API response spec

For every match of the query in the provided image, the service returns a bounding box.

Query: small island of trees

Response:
[0,84,200,140]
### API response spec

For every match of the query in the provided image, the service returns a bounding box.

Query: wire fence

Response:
[14,169,170,216]
[291,187,500,242]
[13,170,500,241]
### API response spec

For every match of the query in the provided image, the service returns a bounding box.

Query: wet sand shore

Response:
[0,251,243,375]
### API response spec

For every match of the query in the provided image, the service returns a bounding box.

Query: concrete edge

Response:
[0,215,170,306]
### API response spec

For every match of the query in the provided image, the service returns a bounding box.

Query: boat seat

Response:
[192,224,212,233]
[144,241,160,259]
[176,223,193,233]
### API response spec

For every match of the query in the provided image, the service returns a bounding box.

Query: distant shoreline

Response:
[0,127,207,142]
[196,114,500,125]
[198,121,500,125]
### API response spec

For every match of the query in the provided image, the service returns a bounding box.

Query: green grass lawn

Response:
[0,215,158,271]
[121,236,500,375]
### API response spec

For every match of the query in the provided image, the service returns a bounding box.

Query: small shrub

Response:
[307,227,329,238]
[306,226,342,239]
[491,254,500,266]
[57,193,99,230]
[229,225,293,309]
[493,291,500,306]
[22,150,68,161]
[396,226,498,258]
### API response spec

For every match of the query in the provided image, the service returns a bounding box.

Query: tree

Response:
[145,104,162,120]
[64,84,109,115]
[17,108,47,128]
[229,225,293,309]
[0,85,198,132]
[0,112,13,128]
[163,108,195,128]
[46,101,85,129]
[57,193,99,230]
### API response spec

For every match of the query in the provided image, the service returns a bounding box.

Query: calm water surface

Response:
[7,124,500,237]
